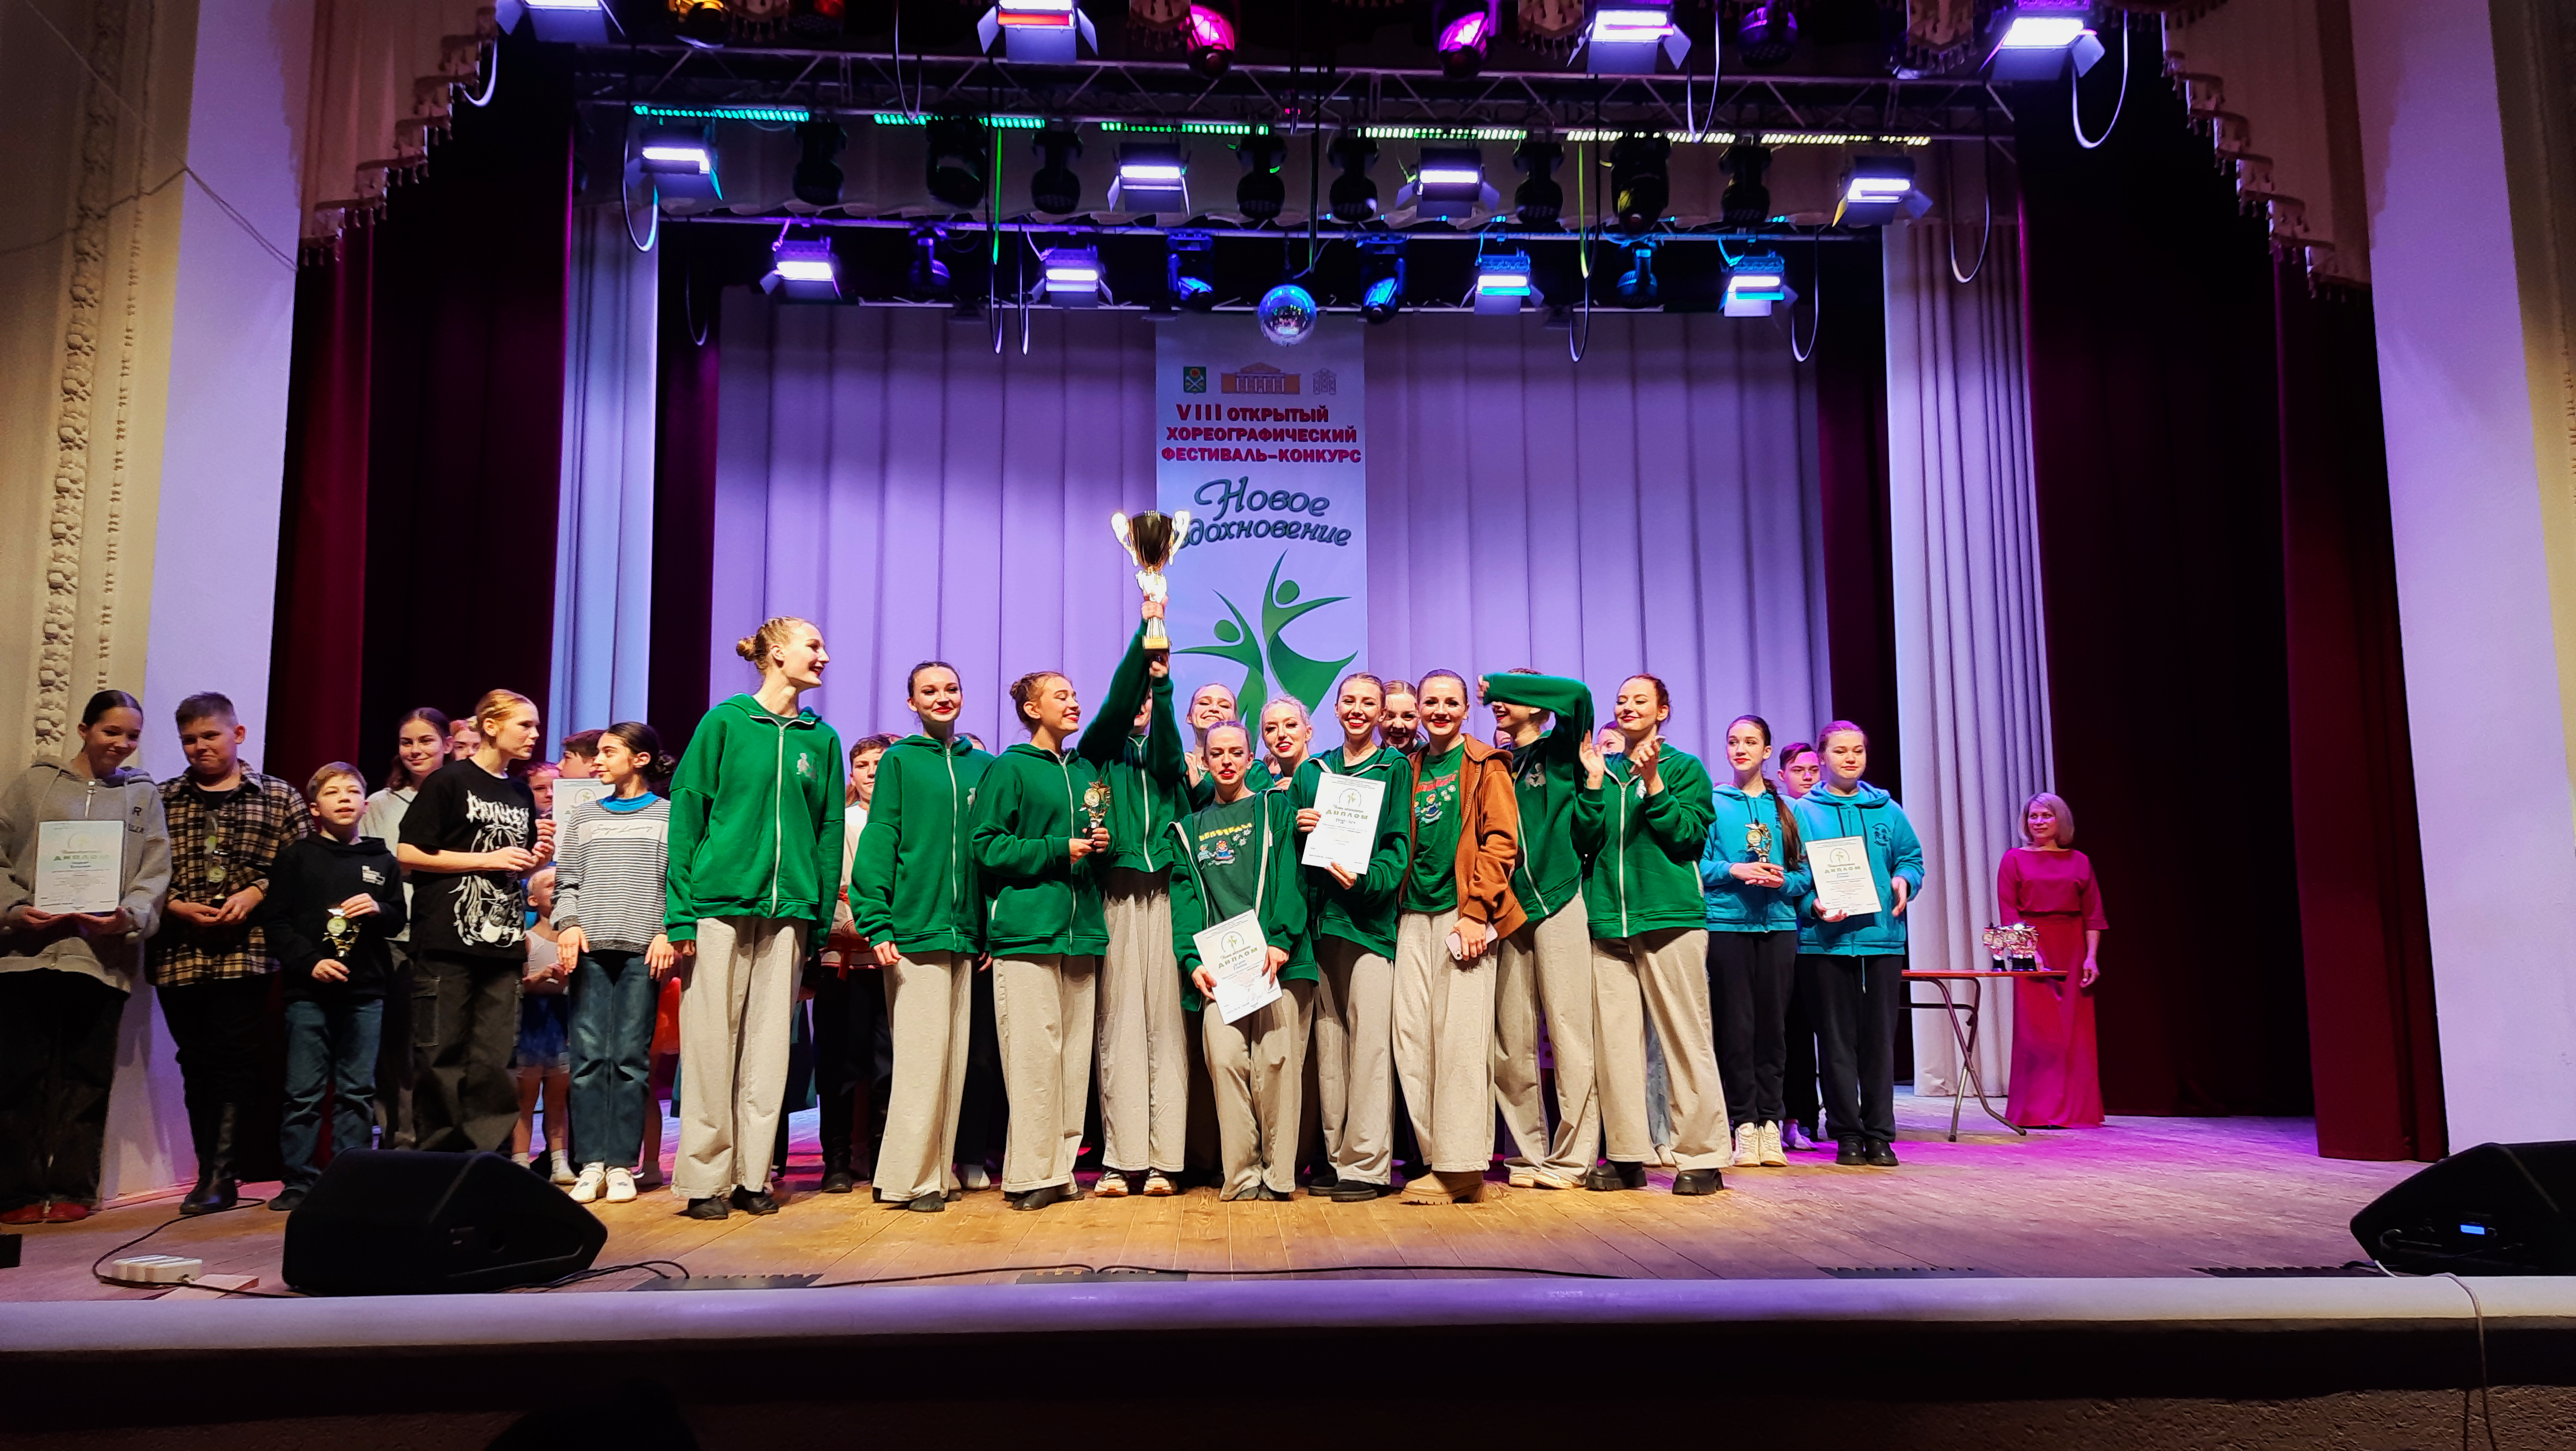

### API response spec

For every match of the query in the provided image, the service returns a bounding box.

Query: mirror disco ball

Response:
[1257,283,1318,345]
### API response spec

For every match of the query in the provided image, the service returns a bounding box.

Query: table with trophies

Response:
[1904,923,2066,1142]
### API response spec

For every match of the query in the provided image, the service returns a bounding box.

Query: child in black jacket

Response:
[264,762,407,1210]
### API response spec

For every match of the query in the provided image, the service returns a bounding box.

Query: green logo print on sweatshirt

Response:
[1175,553,1357,722]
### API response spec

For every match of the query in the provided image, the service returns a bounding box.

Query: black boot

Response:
[819,1087,856,1194]
[179,1103,241,1216]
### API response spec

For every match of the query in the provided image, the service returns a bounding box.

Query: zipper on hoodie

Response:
[944,744,963,935]
[1056,749,1080,934]
[769,717,787,916]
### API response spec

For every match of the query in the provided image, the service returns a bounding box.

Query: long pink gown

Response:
[1998,846,2107,1127]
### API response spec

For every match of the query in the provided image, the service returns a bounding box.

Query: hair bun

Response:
[734,635,761,663]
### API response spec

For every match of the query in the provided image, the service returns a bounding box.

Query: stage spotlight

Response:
[1165,229,1217,313]
[1513,139,1564,225]
[1113,142,1189,214]
[1723,252,1792,316]
[637,124,720,199]
[1258,283,1318,345]
[1608,133,1670,232]
[1185,3,1238,78]
[1985,0,2104,81]
[1235,129,1286,220]
[792,119,846,208]
[1720,140,1771,225]
[977,0,1096,63]
[500,0,614,43]
[1328,134,1379,223]
[1030,124,1083,215]
[1735,4,1796,65]
[1474,252,1532,315]
[910,226,952,298]
[762,236,841,302]
[1577,0,1689,75]
[1835,155,1923,226]
[668,0,728,46]
[1041,246,1104,306]
[1433,0,1498,79]
[1403,146,1492,220]
[1357,236,1405,324]
[925,116,991,211]
[1615,242,1657,306]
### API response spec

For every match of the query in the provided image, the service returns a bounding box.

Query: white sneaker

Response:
[1527,1167,1578,1191]
[1733,1123,1764,1167]
[604,1167,638,1203]
[1758,1122,1788,1167]
[1141,1171,1176,1197]
[550,1150,577,1185]
[958,1164,992,1191]
[1506,1165,1536,1189]
[569,1163,606,1203]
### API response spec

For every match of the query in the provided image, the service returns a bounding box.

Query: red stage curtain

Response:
[2274,257,2446,1160]
[2018,40,2314,1118]
[1814,232,1904,799]
[267,226,375,791]
[648,223,726,757]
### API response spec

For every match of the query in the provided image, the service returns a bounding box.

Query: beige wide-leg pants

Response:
[993,953,1099,1193]
[1594,926,1729,1171]
[674,917,806,1200]
[1392,909,1497,1175]
[1313,936,1396,1186]
[872,950,974,1204]
[1493,905,1602,1179]
[1203,977,1314,1198]
[1098,870,1189,1174]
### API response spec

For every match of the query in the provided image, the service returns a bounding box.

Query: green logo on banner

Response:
[1176,554,1357,720]
[1182,366,1207,393]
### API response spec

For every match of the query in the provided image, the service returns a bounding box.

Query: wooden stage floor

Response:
[4,1095,2421,1299]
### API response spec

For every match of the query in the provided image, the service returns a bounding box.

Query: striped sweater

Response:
[552,793,671,953]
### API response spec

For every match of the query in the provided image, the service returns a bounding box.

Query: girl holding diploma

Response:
[0,691,170,1224]
[969,624,1159,1211]
[1788,721,1925,1168]
[1290,673,1413,1201]
[1392,670,1523,1205]
[856,664,994,1211]
[1476,670,1602,1192]
[1574,675,1728,1196]
[1700,715,1809,1170]
[1998,793,2106,1128]
[1169,720,1313,1200]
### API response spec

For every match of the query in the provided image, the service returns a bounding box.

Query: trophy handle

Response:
[1111,512,1138,563]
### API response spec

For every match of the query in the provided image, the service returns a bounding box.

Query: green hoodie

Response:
[1475,672,1594,924]
[664,695,847,943]
[1290,746,1413,958]
[1570,743,1716,940]
[851,733,993,957]
[972,629,1159,957]
[1165,783,1313,1013]
[1081,635,1188,874]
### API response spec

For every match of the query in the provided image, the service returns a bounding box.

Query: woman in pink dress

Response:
[1999,793,2106,1127]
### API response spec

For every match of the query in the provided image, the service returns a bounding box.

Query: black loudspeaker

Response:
[2351,1140,2576,1275]
[283,1150,607,1295]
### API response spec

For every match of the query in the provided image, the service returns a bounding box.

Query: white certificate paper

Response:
[1299,773,1386,874]
[1195,908,1282,1024]
[1806,835,1884,917]
[550,777,610,849]
[35,819,123,914]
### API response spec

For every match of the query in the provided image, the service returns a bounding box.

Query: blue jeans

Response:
[569,951,658,1168]
[281,997,384,1189]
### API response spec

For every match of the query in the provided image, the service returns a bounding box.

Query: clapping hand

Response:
[1577,733,1607,788]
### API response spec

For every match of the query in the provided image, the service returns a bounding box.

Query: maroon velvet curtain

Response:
[2274,259,2445,1160]
[1813,233,1903,800]
[2018,38,2313,1118]
[271,30,573,787]
[648,222,725,758]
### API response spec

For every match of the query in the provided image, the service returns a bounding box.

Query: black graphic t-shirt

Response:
[399,758,538,960]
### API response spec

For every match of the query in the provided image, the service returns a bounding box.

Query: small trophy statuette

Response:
[324,908,358,959]
[1082,779,1112,837]
[1981,922,2040,967]
[1744,819,1774,865]
[1111,510,1192,650]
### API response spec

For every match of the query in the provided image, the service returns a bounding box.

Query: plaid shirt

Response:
[148,770,310,987]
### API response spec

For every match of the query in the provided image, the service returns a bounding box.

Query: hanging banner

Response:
[1152,314,1368,721]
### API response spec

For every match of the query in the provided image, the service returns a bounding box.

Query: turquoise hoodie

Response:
[1788,783,1925,956]
[1700,783,1810,932]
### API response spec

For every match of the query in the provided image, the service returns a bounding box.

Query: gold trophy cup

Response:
[1111,510,1192,650]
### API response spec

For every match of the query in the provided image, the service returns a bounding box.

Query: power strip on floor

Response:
[113,1255,204,1284]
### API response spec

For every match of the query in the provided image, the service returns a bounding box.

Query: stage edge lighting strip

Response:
[636,103,811,122]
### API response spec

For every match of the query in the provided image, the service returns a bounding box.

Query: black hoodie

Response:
[262,833,407,1001]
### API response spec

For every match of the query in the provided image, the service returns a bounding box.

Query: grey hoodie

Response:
[0,759,172,992]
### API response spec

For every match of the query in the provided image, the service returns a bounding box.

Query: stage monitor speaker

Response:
[2351,1140,2576,1275]
[282,1149,607,1296]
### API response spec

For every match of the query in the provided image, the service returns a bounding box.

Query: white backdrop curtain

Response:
[1885,179,2055,1101]
[548,203,660,751]
[710,304,1830,763]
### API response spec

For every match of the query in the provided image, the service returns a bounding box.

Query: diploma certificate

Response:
[1195,908,1282,1024]
[1298,773,1387,875]
[1806,835,1884,917]
[35,819,123,915]
[550,777,610,849]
